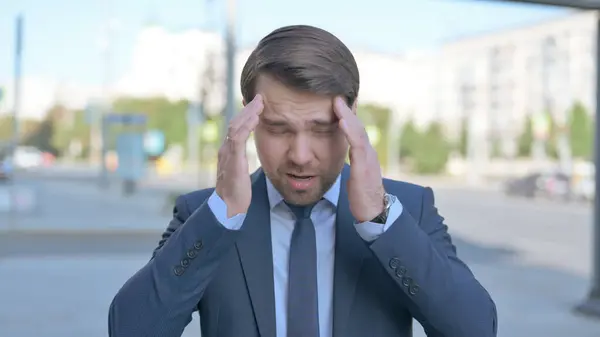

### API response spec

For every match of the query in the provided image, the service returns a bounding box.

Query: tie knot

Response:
[285,202,316,220]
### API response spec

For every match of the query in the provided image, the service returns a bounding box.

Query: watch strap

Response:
[370,193,396,224]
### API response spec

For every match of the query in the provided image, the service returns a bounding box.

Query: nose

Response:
[287,134,314,167]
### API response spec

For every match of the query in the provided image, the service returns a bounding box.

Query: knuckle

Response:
[227,124,236,135]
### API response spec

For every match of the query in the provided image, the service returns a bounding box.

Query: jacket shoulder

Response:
[176,187,216,213]
[383,177,426,195]
[383,178,428,218]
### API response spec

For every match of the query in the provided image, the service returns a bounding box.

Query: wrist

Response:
[368,192,395,224]
[356,191,386,223]
[224,200,248,218]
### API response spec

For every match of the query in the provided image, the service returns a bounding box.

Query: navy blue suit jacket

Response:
[109,166,497,336]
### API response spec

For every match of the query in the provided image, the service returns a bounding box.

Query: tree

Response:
[20,105,67,155]
[356,104,392,169]
[412,122,450,174]
[546,113,559,159]
[399,119,419,160]
[517,115,533,157]
[568,101,593,159]
[457,117,468,157]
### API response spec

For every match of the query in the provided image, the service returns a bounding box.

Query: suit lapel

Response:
[235,169,276,337]
[332,164,372,337]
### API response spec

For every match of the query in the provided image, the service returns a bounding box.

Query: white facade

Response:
[437,10,598,141]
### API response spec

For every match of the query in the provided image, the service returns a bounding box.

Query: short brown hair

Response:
[240,25,360,106]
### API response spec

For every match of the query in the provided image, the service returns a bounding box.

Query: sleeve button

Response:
[389,257,401,269]
[174,265,185,276]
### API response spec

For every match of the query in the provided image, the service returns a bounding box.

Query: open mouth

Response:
[286,174,317,190]
[287,174,315,181]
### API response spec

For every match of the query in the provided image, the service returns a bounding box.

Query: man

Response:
[109,25,497,337]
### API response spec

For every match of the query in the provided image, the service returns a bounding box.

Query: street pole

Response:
[575,11,600,318]
[222,0,237,141]
[187,103,200,175]
[12,14,24,156]
[97,20,117,188]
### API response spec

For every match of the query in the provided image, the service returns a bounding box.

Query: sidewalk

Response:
[0,184,598,336]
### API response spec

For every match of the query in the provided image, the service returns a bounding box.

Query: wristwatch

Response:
[370,193,397,224]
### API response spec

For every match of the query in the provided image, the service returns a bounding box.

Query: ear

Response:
[242,99,247,106]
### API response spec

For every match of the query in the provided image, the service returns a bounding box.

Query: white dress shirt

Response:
[207,174,403,337]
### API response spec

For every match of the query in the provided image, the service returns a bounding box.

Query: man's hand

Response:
[216,94,264,217]
[333,96,385,223]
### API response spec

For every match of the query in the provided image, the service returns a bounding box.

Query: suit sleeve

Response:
[369,187,498,337]
[108,193,242,337]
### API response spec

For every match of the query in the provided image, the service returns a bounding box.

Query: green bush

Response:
[411,122,451,174]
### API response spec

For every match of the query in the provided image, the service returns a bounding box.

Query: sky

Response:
[0,0,572,90]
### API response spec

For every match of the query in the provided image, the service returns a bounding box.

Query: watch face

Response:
[384,193,394,207]
[384,194,390,207]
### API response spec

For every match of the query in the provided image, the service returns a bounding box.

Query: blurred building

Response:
[0,76,100,120]
[436,10,597,153]
[4,11,596,132]
[114,24,434,127]
[115,25,227,113]
[116,11,597,142]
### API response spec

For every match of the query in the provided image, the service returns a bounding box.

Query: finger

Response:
[333,96,352,120]
[244,94,264,116]
[229,94,263,130]
[228,112,260,153]
[333,97,366,148]
[225,94,263,142]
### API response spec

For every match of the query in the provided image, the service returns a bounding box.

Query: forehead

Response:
[255,75,336,123]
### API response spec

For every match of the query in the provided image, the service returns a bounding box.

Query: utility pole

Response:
[222,0,237,141]
[12,14,24,156]
[575,11,600,318]
[96,19,118,188]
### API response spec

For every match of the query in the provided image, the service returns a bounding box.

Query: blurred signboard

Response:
[201,120,219,143]
[116,132,146,181]
[105,113,147,125]
[187,103,205,126]
[496,0,600,9]
[144,130,165,156]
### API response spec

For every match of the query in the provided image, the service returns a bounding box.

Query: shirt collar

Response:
[265,173,341,210]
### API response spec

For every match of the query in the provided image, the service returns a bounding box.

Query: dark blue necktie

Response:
[285,202,320,337]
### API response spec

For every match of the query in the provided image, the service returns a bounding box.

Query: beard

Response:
[265,166,341,206]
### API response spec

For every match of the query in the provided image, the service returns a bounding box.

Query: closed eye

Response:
[311,122,338,134]
[266,125,290,134]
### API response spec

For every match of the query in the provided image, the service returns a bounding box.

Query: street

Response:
[0,176,598,337]
[0,176,173,232]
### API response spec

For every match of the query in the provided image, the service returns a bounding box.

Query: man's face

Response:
[252,75,350,206]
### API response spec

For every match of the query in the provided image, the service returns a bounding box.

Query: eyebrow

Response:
[309,119,337,127]
[260,116,288,126]
[260,117,337,127]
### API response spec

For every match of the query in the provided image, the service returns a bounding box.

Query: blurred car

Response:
[13,146,44,169]
[504,171,572,200]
